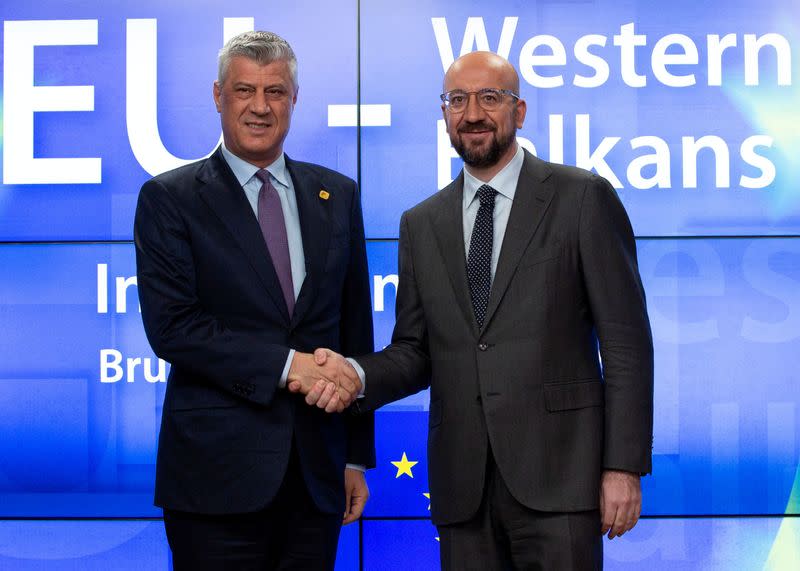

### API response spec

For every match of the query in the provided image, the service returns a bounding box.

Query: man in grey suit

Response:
[296,51,654,569]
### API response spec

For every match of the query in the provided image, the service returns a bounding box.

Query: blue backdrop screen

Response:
[1,0,357,240]
[1,0,799,567]
[2,0,798,239]
[0,239,798,517]
[359,0,798,237]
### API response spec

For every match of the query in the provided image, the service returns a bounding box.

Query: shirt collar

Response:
[463,143,524,209]
[220,144,291,189]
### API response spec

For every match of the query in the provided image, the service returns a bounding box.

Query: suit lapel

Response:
[481,152,555,333]
[197,148,290,322]
[432,173,480,337]
[285,156,332,327]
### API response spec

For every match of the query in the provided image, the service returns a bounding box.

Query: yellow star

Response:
[423,492,431,510]
[390,452,418,478]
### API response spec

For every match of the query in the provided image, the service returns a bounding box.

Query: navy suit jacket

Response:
[134,147,375,515]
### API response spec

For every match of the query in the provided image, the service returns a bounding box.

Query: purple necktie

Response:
[256,169,295,316]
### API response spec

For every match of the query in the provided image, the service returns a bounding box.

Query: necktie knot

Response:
[477,184,497,207]
[255,169,271,185]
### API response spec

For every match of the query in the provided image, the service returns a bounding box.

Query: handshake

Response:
[286,349,361,413]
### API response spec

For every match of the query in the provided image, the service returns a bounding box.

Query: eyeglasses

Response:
[440,88,520,112]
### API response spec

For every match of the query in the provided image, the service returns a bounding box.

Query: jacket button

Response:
[478,343,488,351]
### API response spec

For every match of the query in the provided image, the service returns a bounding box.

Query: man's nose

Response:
[250,91,271,115]
[462,92,486,122]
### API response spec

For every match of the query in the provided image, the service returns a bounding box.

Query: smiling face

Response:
[213,56,298,167]
[442,52,526,178]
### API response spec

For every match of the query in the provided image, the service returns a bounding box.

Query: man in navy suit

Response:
[134,30,374,570]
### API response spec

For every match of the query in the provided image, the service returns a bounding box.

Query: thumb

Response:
[314,348,330,365]
[344,482,353,521]
[287,380,302,393]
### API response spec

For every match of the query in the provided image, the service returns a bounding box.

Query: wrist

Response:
[287,352,311,384]
[603,469,641,481]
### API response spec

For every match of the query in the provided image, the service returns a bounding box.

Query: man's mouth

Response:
[460,128,493,141]
[459,124,494,134]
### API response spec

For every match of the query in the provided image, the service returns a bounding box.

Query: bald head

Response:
[443,51,520,95]
[440,51,526,180]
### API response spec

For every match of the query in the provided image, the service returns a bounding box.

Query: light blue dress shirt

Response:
[220,145,305,388]
[220,146,364,472]
[462,143,525,279]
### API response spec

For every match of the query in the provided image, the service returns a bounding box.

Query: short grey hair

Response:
[218,31,298,90]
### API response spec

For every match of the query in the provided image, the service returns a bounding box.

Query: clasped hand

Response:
[287,349,360,413]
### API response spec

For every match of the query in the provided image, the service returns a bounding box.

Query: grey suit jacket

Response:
[357,150,653,526]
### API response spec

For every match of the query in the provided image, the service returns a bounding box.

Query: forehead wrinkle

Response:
[223,57,296,92]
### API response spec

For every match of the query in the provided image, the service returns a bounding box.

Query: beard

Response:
[451,122,516,169]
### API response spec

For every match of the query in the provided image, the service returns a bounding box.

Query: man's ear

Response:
[514,98,527,129]
[213,81,223,113]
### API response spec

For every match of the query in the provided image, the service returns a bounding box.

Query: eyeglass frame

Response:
[440,88,520,112]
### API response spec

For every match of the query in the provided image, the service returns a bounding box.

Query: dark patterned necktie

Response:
[467,184,498,329]
[256,169,295,316]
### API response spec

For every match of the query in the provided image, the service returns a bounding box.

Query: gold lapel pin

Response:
[319,190,330,200]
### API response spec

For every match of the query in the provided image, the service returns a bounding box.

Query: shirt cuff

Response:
[346,358,366,397]
[345,463,366,472]
[279,349,296,389]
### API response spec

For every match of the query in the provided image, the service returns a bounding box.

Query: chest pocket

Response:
[518,243,561,270]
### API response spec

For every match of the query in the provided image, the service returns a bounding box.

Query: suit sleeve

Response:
[134,178,290,407]
[339,180,376,468]
[578,175,654,475]
[356,211,432,412]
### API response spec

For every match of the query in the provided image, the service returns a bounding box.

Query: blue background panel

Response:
[2,0,798,240]
[362,517,800,570]
[0,244,162,516]
[641,237,800,515]
[0,521,170,570]
[360,0,800,238]
[1,239,799,516]
[362,520,441,570]
[0,519,360,570]
[0,0,357,241]
[0,517,796,570]
[2,0,799,566]
[367,238,800,516]
[364,412,431,518]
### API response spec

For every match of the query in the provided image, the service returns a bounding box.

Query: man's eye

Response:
[450,95,466,105]
[481,93,499,103]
